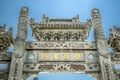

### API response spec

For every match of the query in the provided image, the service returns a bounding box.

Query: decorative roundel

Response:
[28,54,35,60]
[88,55,94,60]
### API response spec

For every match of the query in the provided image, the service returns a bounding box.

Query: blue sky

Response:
[0,0,120,80]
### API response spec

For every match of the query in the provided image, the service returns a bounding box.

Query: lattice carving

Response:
[23,62,100,73]
[29,17,92,41]
[26,41,96,50]
[24,63,86,72]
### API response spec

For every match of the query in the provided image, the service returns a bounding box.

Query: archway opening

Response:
[28,74,96,80]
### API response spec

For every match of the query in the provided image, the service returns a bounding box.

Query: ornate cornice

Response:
[29,16,92,41]
[0,24,14,51]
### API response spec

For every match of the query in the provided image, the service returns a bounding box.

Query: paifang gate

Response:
[0,7,120,80]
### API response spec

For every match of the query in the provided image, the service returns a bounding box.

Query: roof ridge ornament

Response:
[108,26,120,52]
[29,15,92,41]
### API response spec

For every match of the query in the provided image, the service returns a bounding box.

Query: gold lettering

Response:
[74,53,81,60]
[41,53,49,60]
[53,53,59,60]
[63,53,71,60]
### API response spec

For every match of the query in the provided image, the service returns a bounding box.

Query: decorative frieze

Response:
[26,41,96,50]
[31,30,91,41]
[23,62,100,73]
[29,17,92,41]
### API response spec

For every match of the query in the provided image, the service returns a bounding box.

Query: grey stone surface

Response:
[0,7,119,80]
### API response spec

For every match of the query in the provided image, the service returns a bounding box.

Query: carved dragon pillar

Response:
[8,7,29,80]
[92,9,115,80]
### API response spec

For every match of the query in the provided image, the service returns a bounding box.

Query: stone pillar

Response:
[8,7,28,80]
[92,9,115,80]
[17,7,28,41]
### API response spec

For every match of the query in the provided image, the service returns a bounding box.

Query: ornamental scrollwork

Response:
[108,26,120,52]
[0,24,14,51]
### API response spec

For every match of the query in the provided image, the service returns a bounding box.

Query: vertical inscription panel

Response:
[38,50,85,61]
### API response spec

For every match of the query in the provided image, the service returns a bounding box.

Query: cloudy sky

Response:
[0,0,120,80]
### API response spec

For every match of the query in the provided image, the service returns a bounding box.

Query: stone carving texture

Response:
[23,62,100,73]
[0,25,14,51]
[108,26,120,52]
[0,7,120,80]
[26,41,96,50]
[29,16,92,41]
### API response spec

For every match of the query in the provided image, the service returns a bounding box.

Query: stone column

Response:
[8,7,29,80]
[92,9,115,80]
